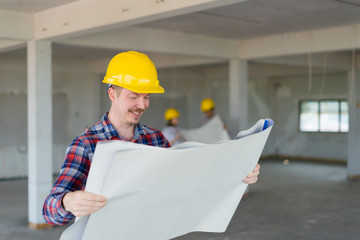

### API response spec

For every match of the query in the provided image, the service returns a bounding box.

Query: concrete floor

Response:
[0,159,359,240]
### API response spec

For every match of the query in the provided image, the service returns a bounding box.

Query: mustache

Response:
[129,108,145,113]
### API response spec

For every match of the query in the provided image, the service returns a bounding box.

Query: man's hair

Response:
[108,84,123,97]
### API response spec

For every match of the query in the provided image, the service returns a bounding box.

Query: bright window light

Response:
[300,101,319,132]
[299,100,348,133]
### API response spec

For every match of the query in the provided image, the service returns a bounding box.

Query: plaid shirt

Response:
[43,113,170,225]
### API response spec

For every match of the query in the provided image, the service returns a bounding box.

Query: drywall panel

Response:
[270,72,348,160]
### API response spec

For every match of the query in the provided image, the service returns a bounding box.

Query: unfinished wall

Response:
[151,64,349,161]
[248,76,275,155]
[0,51,104,179]
[0,53,28,178]
[269,72,348,161]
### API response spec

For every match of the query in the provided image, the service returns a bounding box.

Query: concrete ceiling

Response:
[138,0,360,39]
[0,0,77,13]
[0,0,360,72]
[0,0,359,39]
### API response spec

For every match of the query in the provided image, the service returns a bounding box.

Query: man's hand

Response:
[243,164,260,184]
[62,190,107,217]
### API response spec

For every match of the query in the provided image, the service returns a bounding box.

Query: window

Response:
[299,100,348,132]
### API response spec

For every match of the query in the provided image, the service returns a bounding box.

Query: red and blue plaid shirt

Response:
[43,113,170,225]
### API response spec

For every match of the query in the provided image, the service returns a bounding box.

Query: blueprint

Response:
[60,119,273,240]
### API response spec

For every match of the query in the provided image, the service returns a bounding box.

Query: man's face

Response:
[171,117,179,126]
[204,109,215,119]
[112,87,150,126]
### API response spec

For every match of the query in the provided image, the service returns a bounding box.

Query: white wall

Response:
[0,51,105,179]
[152,65,349,161]
[0,53,28,178]
[268,72,348,160]
[248,76,275,155]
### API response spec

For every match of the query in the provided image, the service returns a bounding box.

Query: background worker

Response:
[162,108,185,146]
[42,51,260,226]
[199,98,227,129]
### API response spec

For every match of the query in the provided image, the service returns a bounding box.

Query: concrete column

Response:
[229,59,248,137]
[27,40,53,228]
[347,70,360,179]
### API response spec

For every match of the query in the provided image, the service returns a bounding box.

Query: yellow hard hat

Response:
[103,51,164,93]
[201,98,215,112]
[164,108,180,121]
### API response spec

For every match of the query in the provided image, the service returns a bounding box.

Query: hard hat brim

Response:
[103,79,165,93]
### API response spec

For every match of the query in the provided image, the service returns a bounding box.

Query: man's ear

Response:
[108,87,116,102]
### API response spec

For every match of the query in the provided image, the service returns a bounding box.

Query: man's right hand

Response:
[62,191,107,217]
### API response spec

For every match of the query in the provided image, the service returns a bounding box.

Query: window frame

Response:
[298,99,348,133]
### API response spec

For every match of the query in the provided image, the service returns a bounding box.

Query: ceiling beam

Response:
[57,27,239,59]
[0,40,25,53]
[238,24,360,60]
[253,52,352,70]
[34,0,249,40]
[0,9,33,40]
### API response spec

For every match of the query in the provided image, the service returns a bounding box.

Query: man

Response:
[199,98,227,129]
[200,98,216,122]
[43,51,260,225]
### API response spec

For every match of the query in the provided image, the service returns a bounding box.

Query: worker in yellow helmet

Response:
[199,98,227,130]
[200,98,215,121]
[43,51,260,225]
[162,108,185,145]
[43,51,172,225]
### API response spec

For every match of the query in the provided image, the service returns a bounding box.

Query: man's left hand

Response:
[243,164,260,184]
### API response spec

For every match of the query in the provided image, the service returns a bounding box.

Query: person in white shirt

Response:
[162,108,185,146]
